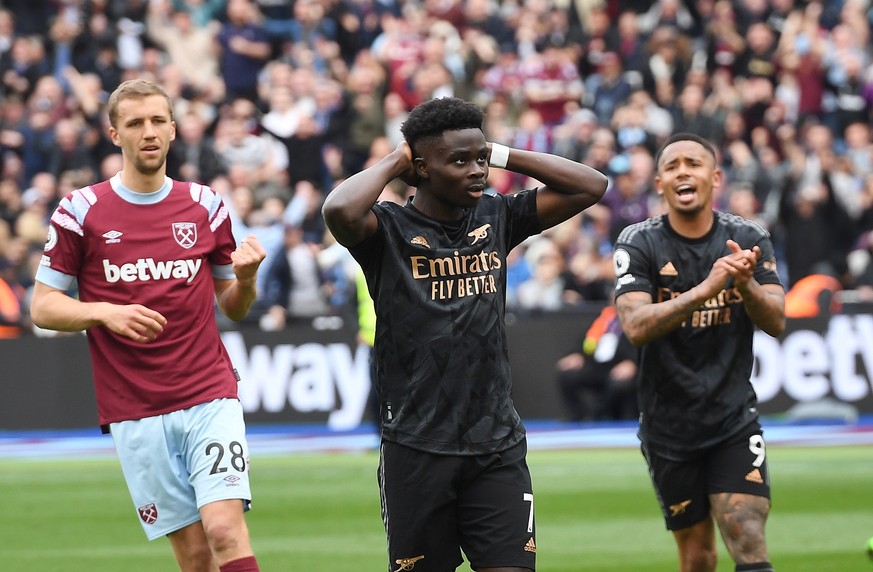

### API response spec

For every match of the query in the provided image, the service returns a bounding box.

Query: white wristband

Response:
[489,142,510,169]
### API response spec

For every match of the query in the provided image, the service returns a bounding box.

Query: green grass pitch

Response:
[1,445,871,571]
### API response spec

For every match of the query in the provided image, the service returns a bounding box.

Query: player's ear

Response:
[169,121,176,142]
[711,167,722,191]
[414,157,428,179]
[109,127,121,147]
[653,176,664,196]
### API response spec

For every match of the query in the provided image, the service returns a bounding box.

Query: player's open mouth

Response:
[676,184,695,196]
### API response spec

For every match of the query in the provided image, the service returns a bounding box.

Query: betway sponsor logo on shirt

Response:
[103,258,202,284]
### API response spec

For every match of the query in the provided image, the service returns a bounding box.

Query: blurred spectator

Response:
[383,91,408,148]
[725,182,768,230]
[558,210,615,304]
[284,179,327,245]
[552,107,599,164]
[672,83,722,145]
[48,118,97,180]
[600,153,649,245]
[610,102,657,155]
[167,109,226,184]
[2,34,49,101]
[723,139,769,202]
[606,10,647,81]
[261,221,330,329]
[520,40,583,127]
[640,25,691,100]
[735,21,778,83]
[584,51,632,125]
[216,0,272,102]
[778,177,855,289]
[225,184,285,304]
[625,88,673,142]
[146,0,219,93]
[703,0,745,77]
[576,4,611,79]
[263,110,331,191]
[637,0,696,37]
[215,98,280,192]
[554,304,638,422]
[514,237,570,312]
[776,3,828,124]
[339,54,386,176]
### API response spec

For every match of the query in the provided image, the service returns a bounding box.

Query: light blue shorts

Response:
[110,398,253,540]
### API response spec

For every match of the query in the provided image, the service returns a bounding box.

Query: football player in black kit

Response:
[613,132,785,572]
[322,97,607,572]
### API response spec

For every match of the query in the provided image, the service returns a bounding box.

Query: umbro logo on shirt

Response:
[659,261,678,276]
[102,230,123,244]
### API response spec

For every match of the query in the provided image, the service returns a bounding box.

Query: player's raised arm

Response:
[489,144,608,230]
[322,142,416,248]
[214,234,267,321]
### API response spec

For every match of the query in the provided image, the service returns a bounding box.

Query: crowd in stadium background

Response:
[0,0,872,336]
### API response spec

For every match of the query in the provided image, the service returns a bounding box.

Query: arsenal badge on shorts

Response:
[138,502,159,524]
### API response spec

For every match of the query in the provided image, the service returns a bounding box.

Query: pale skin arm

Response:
[30,283,168,343]
[214,234,266,322]
[616,240,785,347]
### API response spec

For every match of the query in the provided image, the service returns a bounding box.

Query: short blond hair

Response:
[107,79,174,128]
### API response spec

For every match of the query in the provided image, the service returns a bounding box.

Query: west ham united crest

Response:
[172,222,197,249]
[137,502,158,524]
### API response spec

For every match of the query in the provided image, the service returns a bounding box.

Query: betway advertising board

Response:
[3,312,873,430]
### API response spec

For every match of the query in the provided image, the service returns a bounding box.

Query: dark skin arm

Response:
[322,143,414,248]
[502,145,607,230]
[322,142,608,248]
[616,240,785,347]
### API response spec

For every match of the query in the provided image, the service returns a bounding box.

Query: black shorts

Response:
[642,429,771,531]
[378,439,536,571]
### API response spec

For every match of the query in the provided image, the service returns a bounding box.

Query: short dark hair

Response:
[400,97,485,156]
[654,132,717,168]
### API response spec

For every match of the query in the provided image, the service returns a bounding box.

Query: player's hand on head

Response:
[102,303,167,342]
[395,141,418,186]
[232,234,267,282]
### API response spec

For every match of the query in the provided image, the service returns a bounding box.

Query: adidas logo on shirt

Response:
[659,261,678,276]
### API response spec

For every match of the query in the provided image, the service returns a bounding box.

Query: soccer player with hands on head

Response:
[30,79,264,572]
[323,96,607,572]
[613,132,785,572]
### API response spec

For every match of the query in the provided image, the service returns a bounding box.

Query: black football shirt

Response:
[351,190,539,455]
[614,211,783,459]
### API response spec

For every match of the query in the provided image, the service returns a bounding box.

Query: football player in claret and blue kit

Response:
[31,79,264,572]
[323,96,607,572]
